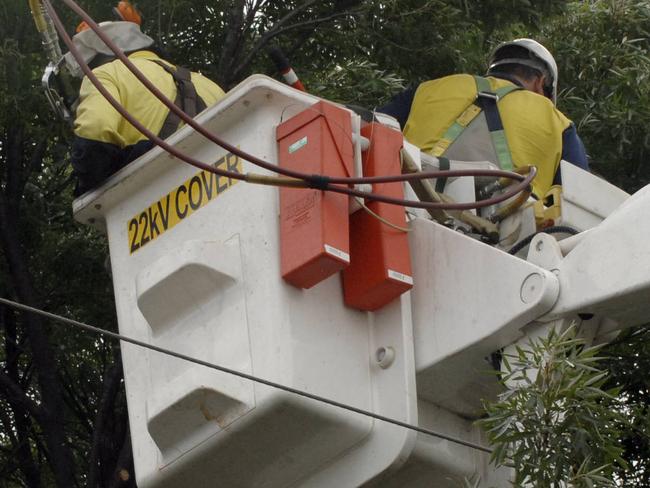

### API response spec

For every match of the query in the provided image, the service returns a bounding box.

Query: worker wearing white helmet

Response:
[379,38,588,198]
[488,38,559,104]
[69,2,225,196]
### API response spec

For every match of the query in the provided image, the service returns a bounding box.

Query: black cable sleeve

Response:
[508,225,581,255]
[307,174,331,190]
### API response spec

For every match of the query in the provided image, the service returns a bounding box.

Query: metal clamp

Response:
[477,91,499,102]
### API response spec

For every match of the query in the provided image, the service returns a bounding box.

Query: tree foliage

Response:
[479,327,626,487]
[544,0,650,192]
[601,326,650,486]
[1,0,649,486]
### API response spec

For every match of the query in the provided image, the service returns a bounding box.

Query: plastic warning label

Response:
[127,153,242,254]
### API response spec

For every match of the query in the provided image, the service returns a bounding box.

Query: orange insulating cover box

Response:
[343,123,413,311]
[276,101,354,289]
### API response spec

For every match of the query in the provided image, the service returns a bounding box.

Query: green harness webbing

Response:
[150,59,207,140]
[431,75,521,172]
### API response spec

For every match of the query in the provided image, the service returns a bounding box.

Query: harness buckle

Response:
[477,91,499,102]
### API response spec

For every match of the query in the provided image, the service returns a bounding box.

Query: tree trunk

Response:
[0,121,77,487]
[216,0,246,87]
[87,359,124,488]
[2,307,42,487]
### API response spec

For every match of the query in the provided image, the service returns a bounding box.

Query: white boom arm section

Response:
[544,183,650,326]
[74,76,646,487]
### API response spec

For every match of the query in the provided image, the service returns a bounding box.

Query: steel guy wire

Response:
[0,296,491,453]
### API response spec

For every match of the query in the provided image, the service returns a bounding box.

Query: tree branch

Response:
[60,366,94,438]
[0,399,19,446]
[4,123,26,214]
[87,359,123,488]
[0,370,43,423]
[231,8,358,83]
[216,0,246,85]
[0,190,76,486]
[3,304,42,486]
[228,0,318,81]
[23,138,47,191]
[266,0,320,34]
[108,425,134,488]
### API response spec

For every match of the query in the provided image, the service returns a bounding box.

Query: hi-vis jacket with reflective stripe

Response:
[380,74,588,198]
[71,50,225,195]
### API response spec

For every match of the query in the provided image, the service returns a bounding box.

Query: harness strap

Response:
[431,104,482,158]
[435,156,450,193]
[473,75,519,171]
[149,59,207,139]
[431,76,520,172]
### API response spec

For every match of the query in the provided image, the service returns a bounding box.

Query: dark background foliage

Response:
[0,0,648,486]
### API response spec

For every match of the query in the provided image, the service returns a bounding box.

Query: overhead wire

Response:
[45,0,536,211]
[0,296,492,454]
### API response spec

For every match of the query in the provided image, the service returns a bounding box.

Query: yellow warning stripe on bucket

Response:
[127,153,242,254]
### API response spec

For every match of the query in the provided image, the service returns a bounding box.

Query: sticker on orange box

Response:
[324,244,350,263]
[387,269,414,285]
[288,136,308,154]
[127,153,242,254]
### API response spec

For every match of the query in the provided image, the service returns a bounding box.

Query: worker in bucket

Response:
[378,39,589,198]
[67,2,225,196]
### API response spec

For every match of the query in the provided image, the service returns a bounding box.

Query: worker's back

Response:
[71,49,225,195]
[403,74,572,197]
[74,50,225,149]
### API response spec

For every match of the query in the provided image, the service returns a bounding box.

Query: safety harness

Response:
[150,59,207,139]
[431,75,521,172]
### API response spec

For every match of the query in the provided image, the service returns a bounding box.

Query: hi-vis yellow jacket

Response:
[380,74,589,198]
[71,50,225,195]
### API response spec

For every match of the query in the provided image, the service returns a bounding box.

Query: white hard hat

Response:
[64,21,154,77]
[488,38,558,104]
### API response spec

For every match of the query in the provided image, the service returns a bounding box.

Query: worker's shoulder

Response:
[190,70,226,100]
[88,58,120,79]
[189,69,219,85]
[90,52,161,80]
[416,74,474,93]
[504,89,572,126]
